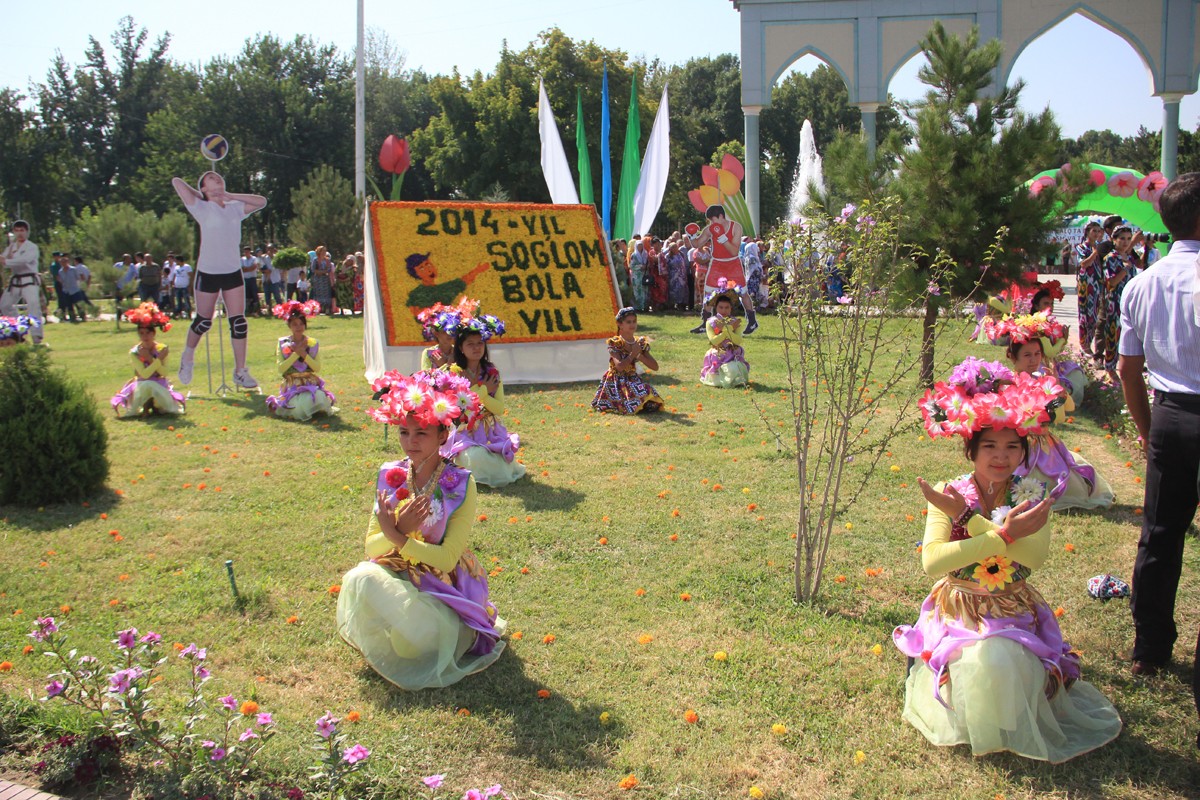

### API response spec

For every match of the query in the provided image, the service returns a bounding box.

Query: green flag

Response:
[576,90,595,206]
[614,74,640,240]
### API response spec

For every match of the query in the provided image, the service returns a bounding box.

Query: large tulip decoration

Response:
[371,135,411,201]
[687,153,756,236]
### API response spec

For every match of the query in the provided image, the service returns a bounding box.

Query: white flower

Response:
[990,505,1012,525]
[1011,477,1046,508]
[426,497,445,525]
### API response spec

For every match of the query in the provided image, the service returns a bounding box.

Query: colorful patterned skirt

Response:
[701,344,750,388]
[111,377,185,417]
[592,370,663,415]
[266,374,337,421]
[442,418,526,488]
[894,576,1121,762]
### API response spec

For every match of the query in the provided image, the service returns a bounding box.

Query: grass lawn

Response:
[1,311,1197,799]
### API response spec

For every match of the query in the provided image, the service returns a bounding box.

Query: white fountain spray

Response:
[788,119,825,222]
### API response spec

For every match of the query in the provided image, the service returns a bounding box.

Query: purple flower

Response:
[855,214,876,231]
[45,680,65,698]
[139,631,162,645]
[836,295,852,304]
[179,643,198,659]
[342,744,370,764]
[201,740,217,748]
[194,666,211,680]
[423,775,445,789]
[315,713,338,739]
[286,789,303,800]
[926,281,941,296]
[257,712,274,727]
[219,695,238,711]
[210,747,226,762]
[239,728,259,742]
[463,790,483,800]
[196,648,207,661]
[107,667,142,695]
[116,628,139,649]
[836,203,857,222]
[440,467,464,491]
[30,616,58,641]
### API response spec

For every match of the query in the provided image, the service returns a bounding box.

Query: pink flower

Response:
[239,728,260,742]
[139,631,162,645]
[257,712,274,727]
[30,616,58,641]
[464,791,484,800]
[116,628,139,649]
[316,712,338,739]
[1107,171,1137,198]
[422,775,445,789]
[220,695,238,711]
[1136,171,1169,203]
[210,747,226,762]
[342,744,370,764]
[45,680,64,697]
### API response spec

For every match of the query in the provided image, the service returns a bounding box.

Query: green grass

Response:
[0,312,1197,799]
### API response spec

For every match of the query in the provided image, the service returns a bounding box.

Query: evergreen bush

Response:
[0,346,109,506]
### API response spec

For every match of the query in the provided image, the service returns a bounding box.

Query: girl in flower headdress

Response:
[699,281,750,388]
[337,370,505,689]
[416,297,479,371]
[110,302,186,417]
[440,313,526,488]
[894,358,1121,762]
[592,307,663,414]
[0,315,39,348]
[985,309,1088,408]
[988,317,1113,511]
[265,300,337,421]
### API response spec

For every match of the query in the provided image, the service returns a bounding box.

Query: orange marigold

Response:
[0,661,12,672]
[536,689,551,699]
[346,711,361,722]
[684,709,699,724]
[240,701,259,716]
[680,593,692,602]
[329,585,341,595]
[619,774,639,791]
[542,634,556,644]
[637,634,653,645]
[22,645,33,655]
[286,615,298,624]
[635,588,646,597]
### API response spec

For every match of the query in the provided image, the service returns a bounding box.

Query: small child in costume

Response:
[700,282,750,387]
[336,369,506,689]
[441,313,527,487]
[592,307,663,414]
[416,297,479,372]
[110,302,186,417]
[265,300,337,421]
[0,315,39,348]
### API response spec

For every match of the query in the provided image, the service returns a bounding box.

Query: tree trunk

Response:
[920,299,937,388]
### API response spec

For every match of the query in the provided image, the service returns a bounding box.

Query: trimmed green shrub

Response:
[272,246,309,271]
[0,346,109,505]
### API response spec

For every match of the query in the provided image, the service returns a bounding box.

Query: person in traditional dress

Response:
[264,300,337,421]
[1074,222,1104,358]
[440,314,526,488]
[592,307,663,414]
[110,302,186,417]
[1094,226,1140,382]
[894,359,1122,762]
[416,298,479,372]
[0,314,39,348]
[337,370,505,690]
[700,282,750,388]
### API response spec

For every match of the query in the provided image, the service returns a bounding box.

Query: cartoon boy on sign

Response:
[404,252,491,315]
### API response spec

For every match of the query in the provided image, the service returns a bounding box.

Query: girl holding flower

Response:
[110,302,186,417]
[265,300,337,421]
[894,359,1121,762]
[441,314,526,487]
[337,370,505,690]
[700,284,750,388]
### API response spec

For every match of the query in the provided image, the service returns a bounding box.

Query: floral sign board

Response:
[370,201,620,348]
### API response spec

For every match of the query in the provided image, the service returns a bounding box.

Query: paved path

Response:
[0,780,64,800]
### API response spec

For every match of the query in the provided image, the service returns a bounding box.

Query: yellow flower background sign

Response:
[371,201,620,346]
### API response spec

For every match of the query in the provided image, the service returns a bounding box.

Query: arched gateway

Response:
[731,0,1200,232]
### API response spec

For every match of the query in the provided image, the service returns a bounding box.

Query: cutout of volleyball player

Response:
[171,172,267,388]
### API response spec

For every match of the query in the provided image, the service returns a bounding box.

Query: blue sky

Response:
[6,0,1199,139]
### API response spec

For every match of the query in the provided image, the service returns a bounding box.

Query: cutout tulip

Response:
[372,135,411,200]
[687,153,756,235]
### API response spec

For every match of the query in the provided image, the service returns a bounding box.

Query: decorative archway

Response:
[731,0,1200,231]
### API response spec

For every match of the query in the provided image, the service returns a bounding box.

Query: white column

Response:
[354,0,366,197]
[744,105,763,236]
[858,102,880,162]
[1159,92,1185,181]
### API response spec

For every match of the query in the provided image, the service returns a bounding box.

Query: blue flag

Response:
[600,64,612,240]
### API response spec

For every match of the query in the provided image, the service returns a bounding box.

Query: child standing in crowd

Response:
[592,307,663,414]
[442,314,526,488]
[110,302,186,417]
[700,284,750,388]
[265,300,337,421]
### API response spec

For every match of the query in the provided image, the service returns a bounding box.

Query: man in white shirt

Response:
[1117,174,1200,733]
[172,257,194,318]
[240,246,261,316]
[261,244,283,311]
[113,253,139,299]
[71,256,99,321]
[0,220,44,342]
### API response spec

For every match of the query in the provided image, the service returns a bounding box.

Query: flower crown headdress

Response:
[703,277,746,311]
[920,357,1064,439]
[272,300,321,320]
[123,302,172,331]
[0,315,40,341]
[416,297,480,341]
[982,311,1067,355]
[369,369,482,428]
[458,313,506,341]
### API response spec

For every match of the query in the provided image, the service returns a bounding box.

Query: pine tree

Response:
[288,165,364,257]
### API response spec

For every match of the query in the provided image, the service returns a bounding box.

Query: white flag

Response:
[632,84,670,237]
[538,80,579,205]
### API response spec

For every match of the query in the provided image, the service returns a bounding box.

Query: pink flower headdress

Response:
[920,357,1065,439]
[369,369,482,428]
[982,311,1066,347]
[123,302,172,331]
[272,300,321,320]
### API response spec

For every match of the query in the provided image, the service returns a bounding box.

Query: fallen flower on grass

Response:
[635,588,646,596]
[854,750,866,764]
[422,775,445,789]
[1064,543,1075,553]
[537,689,551,699]
[684,709,699,724]
[771,723,787,735]
[619,774,639,790]
[286,616,298,624]
[680,593,692,602]
[542,634,556,644]
[1054,607,1066,618]
[599,711,611,724]
[749,788,765,799]
[870,644,883,656]
[637,634,653,645]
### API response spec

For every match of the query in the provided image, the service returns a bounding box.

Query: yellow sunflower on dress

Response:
[973,555,1016,592]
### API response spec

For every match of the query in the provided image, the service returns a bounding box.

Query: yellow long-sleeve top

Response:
[277,336,321,376]
[920,481,1051,577]
[130,346,168,379]
[706,315,743,348]
[363,476,478,574]
[451,364,504,418]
